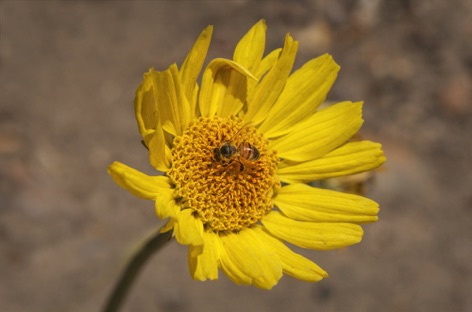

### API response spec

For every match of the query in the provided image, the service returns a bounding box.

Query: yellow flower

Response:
[108,20,386,289]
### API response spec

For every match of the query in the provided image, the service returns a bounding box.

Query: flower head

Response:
[108,20,386,289]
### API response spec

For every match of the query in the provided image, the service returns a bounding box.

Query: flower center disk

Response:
[169,116,280,232]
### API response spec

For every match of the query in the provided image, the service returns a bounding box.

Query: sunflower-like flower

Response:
[108,20,386,289]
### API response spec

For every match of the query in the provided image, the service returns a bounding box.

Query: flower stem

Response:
[102,228,173,312]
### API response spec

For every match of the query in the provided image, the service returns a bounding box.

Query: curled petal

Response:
[134,69,159,140]
[199,58,257,117]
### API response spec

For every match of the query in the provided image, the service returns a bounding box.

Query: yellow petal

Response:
[180,25,213,114]
[271,101,364,162]
[148,117,172,172]
[219,228,282,289]
[188,230,220,281]
[134,68,159,140]
[258,54,340,138]
[159,219,175,233]
[199,58,257,117]
[217,70,250,117]
[173,209,204,247]
[233,19,266,73]
[254,48,281,79]
[242,48,281,111]
[107,161,172,200]
[275,183,379,223]
[154,64,191,136]
[254,226,328,282]
[262,211,363,250]
[155,197,180,220]
[244,34,298,125]
[278,140,386,183]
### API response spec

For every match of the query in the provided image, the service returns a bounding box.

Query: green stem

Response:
[102,228,173,312]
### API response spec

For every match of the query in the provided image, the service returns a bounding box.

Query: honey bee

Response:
[237,141,260,161]
[213,124,260,173]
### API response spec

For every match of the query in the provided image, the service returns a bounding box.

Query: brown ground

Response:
[1,1,472,311]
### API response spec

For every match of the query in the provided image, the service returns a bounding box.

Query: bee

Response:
[213,124,260,173]
[237,141,260,161]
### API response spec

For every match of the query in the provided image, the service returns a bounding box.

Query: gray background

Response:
[1,1,471,311]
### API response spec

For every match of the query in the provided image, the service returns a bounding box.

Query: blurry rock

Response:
[294,19,333,54]
[439,73,472,116]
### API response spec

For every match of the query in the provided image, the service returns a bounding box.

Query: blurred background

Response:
[1,1,471,311]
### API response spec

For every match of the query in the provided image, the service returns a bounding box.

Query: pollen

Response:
[168,116,280,232]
